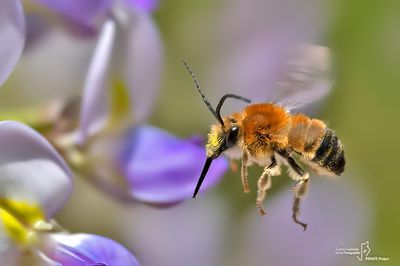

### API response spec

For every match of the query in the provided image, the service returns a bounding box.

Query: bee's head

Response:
[206,118,241,159]
[181,60,250,198]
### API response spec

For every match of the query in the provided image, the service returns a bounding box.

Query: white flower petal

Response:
[0,0,25,86]
[122,8,163,122]
[0,121,72,218]
[78,19,116,144]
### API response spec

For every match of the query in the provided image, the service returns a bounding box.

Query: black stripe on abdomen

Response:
[312,129,345,175]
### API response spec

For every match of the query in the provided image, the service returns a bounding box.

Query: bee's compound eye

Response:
[226,126,239,148]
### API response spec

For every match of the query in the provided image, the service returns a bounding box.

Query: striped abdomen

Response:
[288,114,345,175]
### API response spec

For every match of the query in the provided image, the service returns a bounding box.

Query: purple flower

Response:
[77,3,163,143]
[118,125,228,204]
[2,0,220,206]
[0,0,163,119]
[0,0,25,86]
[54,1,224,205]
[3,1,162,141]
[70,123,228,205]
[0,121,139,265]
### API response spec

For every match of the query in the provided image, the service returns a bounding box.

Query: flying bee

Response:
[182,48,345,231]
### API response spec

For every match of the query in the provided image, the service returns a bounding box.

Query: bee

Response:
[182,53,345,231]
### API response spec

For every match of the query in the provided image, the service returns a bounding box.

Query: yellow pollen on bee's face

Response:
[206,128,224,157]
[0,198,47,247]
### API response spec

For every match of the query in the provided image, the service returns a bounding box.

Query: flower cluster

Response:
[0,0,227,264]
[0,121,139,265]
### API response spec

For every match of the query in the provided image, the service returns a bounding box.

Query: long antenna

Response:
[181,60,220,123]
[215,94,251,125]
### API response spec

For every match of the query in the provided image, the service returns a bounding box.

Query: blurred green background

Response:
[328,0,400,262]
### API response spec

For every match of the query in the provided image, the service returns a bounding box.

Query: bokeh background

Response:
[2,0,400,265]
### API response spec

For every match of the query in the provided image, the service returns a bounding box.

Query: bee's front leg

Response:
[241,151,250,193]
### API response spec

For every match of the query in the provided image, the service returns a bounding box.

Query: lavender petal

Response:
[78,20,116,144]
[49,233,140,266]
[0,0,25,86]
[118,125,228,204]
[35,0,113,27]
[121,8,163,123]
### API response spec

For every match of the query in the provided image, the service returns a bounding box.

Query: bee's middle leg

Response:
[256,156,279,216]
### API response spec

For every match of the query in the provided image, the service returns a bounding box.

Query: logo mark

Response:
[335,240,389,262]
[357,241,371,261]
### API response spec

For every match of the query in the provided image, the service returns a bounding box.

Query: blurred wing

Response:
[271,44,332,109]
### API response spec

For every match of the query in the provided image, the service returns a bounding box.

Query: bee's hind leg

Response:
[276,149,309,231]
[292,177,309,231]
[256,156,280,216]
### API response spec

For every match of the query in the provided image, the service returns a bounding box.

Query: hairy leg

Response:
[256,157,279,215]
[241,152,250,193]
[276,149,310,230]
[292,177,309,231]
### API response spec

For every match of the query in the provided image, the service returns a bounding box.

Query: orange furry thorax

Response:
[240,103,292,155]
